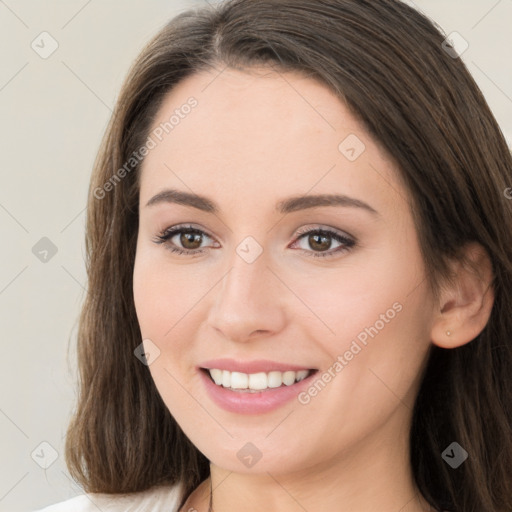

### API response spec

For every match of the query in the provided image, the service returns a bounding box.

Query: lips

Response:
[197,358,319,413]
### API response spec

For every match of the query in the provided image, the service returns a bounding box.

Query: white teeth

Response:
[230,372,248,389]
[209,368,223,386]
[249,372,267,390]
[267,371,283,388]
[282,371,296,386]
[206,368,311,391]
[296,370,309,381]
[222,370,231,388]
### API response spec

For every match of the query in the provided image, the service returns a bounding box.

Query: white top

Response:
[33,481,184,512]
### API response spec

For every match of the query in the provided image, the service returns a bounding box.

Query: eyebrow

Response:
[145,188,380,216]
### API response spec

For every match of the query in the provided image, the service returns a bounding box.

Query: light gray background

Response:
[0,1,511,510]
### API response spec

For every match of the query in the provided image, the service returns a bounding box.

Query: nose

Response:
[206,248,286,343]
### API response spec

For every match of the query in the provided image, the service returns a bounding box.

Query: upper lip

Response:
[199,358,316,374]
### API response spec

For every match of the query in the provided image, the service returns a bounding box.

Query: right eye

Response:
[153,224,219,256]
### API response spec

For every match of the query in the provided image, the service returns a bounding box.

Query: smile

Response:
[203,368,313,392]
[198,360,319,414]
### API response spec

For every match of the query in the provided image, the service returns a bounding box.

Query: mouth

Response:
[197,358,320,414]
[200,367,318,393]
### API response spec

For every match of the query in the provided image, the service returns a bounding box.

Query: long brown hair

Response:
[65,1,512,510]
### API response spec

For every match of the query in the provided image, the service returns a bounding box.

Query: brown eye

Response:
[153,225,217,256]
[179,231,203,250]
[292,227,356,259]
[307,233,332,252]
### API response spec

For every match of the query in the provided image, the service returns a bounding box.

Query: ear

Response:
[430,242,495,349]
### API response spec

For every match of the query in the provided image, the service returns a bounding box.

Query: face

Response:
[133,66,436,476]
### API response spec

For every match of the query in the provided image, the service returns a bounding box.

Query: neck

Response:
[209,458,428,511]
[206,410,433,512]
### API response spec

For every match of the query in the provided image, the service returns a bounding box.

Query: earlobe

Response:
[430,242,494,349]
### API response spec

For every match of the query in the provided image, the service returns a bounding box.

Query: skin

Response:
[133,65,494,512]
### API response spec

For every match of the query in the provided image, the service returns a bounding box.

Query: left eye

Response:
[291,228,356,258]
[153,225,356,259]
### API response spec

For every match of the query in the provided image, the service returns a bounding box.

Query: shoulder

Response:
[33,481,184,512]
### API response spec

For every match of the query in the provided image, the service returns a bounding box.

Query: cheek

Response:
[133,250,203,339]
[132,251,214,402]
[289,243,422,347]
[285,277,431,467]
[290,240,431,402]
[133,255,207,421]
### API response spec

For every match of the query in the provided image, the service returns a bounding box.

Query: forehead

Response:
[138,66,408,220]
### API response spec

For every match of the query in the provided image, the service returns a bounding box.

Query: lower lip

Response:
[199,369,316,414]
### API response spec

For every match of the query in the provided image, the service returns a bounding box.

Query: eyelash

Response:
[152,224,356,259]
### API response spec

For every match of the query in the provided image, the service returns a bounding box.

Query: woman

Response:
[36,0,512,511]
